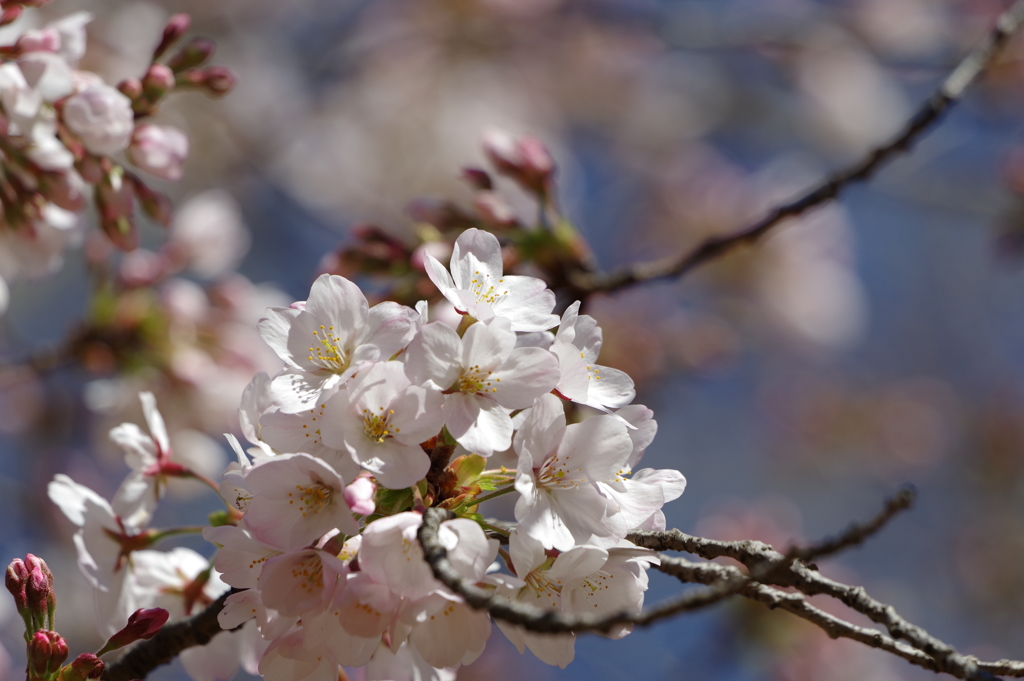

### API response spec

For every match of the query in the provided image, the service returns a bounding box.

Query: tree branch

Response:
[655,555,944,674]
[627,489,1010,681]
[100,589,237,681]
[417,508,746,634]
[570,0,1024,295]
[784,485,916,563]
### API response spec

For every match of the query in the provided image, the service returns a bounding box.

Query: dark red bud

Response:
[461,167,493,191]
[63,653,104,680]
[98,607,169,656]
[198,66,236,97]
[5,558,28,612]
[27,630,68,678]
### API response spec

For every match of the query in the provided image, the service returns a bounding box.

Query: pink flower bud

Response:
[153,13,191,60]
[62,653,104,681]
[97,608,169,656]
[25,563,50,617]
[142,64,175,97]
[63,83,134,156]
[481,128,555,195]
[27,630,68,679]
[6,558,29,614]
[166,37,215,72]
[128,124,188,181]
[198,66,236,97]
[116,78,143,101]
[344,476,376,516]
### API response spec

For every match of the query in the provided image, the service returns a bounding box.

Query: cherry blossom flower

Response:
[258,274,417,413]
[424,228,558,332]
[241,453,359,551]
[550,301,635,413]
[108,392,177,528]
[320,361,444,489]
[404,318,559,457]
[513,394,633,550]
[493,530,657,667]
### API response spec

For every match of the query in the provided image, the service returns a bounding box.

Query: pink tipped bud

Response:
[0,6,22,27]
[198,66,236,97]
[60,653,104,681]
[153,13,191,60]
[481,128,555,195]
[6,558,29,613]
[27,630,68,679]
[344,476,376,516]
[166,37,215,72]
[128,124,188,181]
[117,78,143,101]
[142,64,176,97]
[97,608,169,656]
[25,563,50,616]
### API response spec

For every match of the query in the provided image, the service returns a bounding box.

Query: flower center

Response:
[290,555,325,595]
[537,452,583,489]
[458,364,498,394]
[363,407,396,443]
[308,325,348,372]
[291,483,333,517]
[468,271,508,305]
[524,570,562,608]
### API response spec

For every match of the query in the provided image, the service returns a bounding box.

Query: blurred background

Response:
[4,0,1024,679]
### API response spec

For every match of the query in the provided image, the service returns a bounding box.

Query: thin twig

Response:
[627,502,1000,681]
[571,0,1024,295]
[417,508,746,634]
[785,485,916,563]
[655,556,943,674]
[100,589,238,681]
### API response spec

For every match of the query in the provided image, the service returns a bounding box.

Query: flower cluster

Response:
[47,226,685,680]
[0,5,235,314]
[212,227,686,678]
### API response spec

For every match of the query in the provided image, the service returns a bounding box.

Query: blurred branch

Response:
[571,0,1024,295]
[100,589,237,681]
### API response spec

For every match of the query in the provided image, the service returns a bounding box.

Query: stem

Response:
[479,521,510,537]
[147,526,206,545]
[472,486,517,505]
[456,314,476,337]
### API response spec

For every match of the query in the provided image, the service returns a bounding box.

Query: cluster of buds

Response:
[6,554,55,638]
[321,131,593,312]
[0,6,236,315]
[6,553,169,681]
